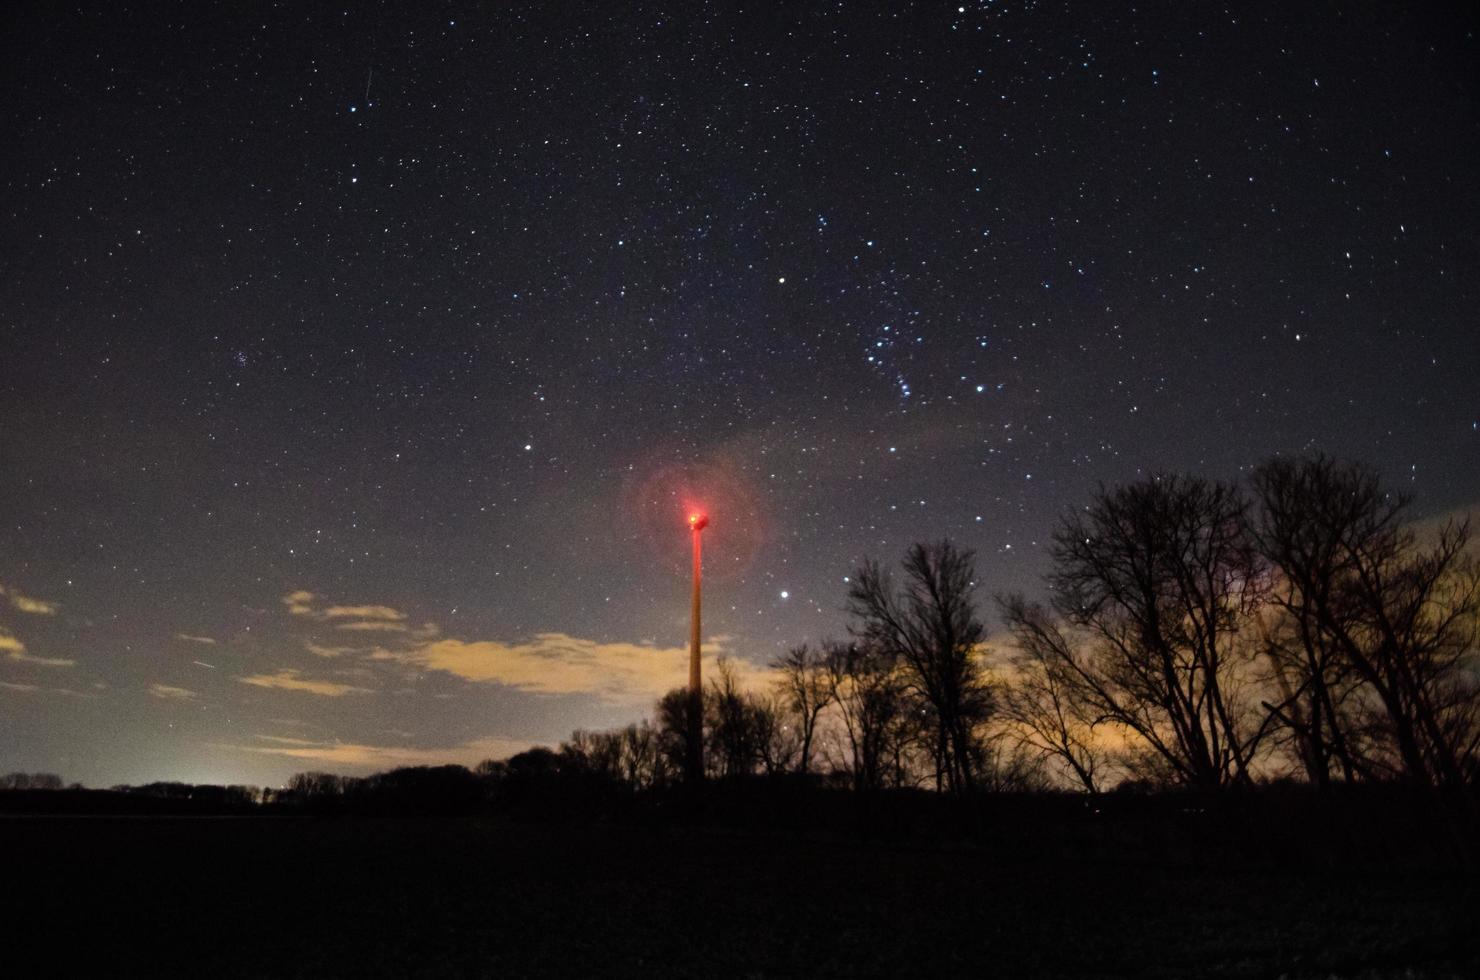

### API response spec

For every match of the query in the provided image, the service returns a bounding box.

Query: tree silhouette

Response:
[823,640,915,791]
[1252,455,1480,801]
[771,643,837,775]
[996,597,1106,793]
[618,720,668,789]
[657,686,701,779]
[848,541,992,793]
[1013,476,1270,789]
[0,772,63,791]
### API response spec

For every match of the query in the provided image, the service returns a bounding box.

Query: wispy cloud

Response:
[385,632,770,704]
[0,630,75,667]
[8,652,74,667]
[236,734,535,770]
[282,590,425,635]
[0,584,59,615]
[149,683,198,700]
[323,605,405,622]
[10,594,58,615]
[305,640,356,658]
[176,633,217,646]
[282,590,317,616]
[0,680,95,698]
[237,669,373,697]
[335,620,415,633]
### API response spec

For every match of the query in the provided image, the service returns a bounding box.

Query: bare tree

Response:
[770,643,837,774]
[996,598,1106,792]
[288,771,347,805]
[474,758,510,782]
[974,734,1054,793]
[563,728,624,780]
[1022,475,1270,789]
[750,691,800,776]
[656,686,700,777]
[706,657,758,778]
[848,541,993,793]
[1252,456,1480,800]
[619,720,668,788]
[823,640,916,791]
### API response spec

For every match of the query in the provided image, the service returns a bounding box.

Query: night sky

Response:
[2,1,1476,787]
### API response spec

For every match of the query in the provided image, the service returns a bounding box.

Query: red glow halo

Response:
[619,452,768,583]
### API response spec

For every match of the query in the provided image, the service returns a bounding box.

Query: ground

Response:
[3,815,1475,978]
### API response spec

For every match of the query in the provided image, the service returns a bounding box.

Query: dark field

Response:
[4,812,1476,979]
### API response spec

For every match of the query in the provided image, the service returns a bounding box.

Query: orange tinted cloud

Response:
[0,680,94,698]
[238,734,535,770]
[283,590,317,616]
[283,590,420,633]
[390,632,772,703]
[323,605,405,621]
[0,630,75,667]
[335,620,413,633]
[0,584,59,615]
[149,683,198,700]
[237,669,373,697]
[10,594,58,615]
[305,640,356,658]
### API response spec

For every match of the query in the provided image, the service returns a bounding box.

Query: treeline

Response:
[543,456,1479,809]
[0,778,267,816]
[0,772,68,790]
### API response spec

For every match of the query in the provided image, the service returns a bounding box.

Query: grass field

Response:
[4,813,1476,978]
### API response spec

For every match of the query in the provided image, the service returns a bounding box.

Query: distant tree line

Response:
[110,782,266,806]
[0,772,67,791]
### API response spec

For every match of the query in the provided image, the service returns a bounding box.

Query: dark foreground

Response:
[3,813,1475,979]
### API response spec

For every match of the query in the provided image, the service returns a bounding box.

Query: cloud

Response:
[0,584,59,615]
[278,590,773,705]
[0,630,75,667]
[283,590,418,633]
[236,734,536,771]
[335,620,413,633]
[149,683,198,700]
[0,680,94,698]
[10,594,58,615]
[305,640,356,658]
[388,632,772,704]
[176,633,217,646]
[323,605,405,622]
[237,670,373,697]
[283,590,317,616]
[7,652,77,668]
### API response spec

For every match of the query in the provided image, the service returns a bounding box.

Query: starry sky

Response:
[2,1,1476,787]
